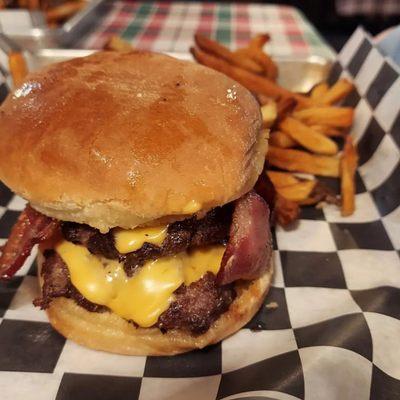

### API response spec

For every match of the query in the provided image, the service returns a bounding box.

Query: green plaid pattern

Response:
[80,1,335,59]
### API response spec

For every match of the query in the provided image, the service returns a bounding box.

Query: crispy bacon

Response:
[0,205,59,280]
[217,191,272,285]
[254,168,276,217]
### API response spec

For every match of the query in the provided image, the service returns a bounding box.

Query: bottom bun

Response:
[37,251,273,356]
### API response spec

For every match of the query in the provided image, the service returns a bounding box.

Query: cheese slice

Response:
[183,246,226,285]
[56,240,225,328]
[114,226,168,254]
[182,200,202,214]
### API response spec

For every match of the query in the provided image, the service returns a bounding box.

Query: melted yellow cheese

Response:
[55,241,225,328]
[183,246,226,285]
[109,255,185,327]
[182,200,202,214]
[114,226,168,254]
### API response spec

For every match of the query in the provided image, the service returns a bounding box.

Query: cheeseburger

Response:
[0,51,273,355]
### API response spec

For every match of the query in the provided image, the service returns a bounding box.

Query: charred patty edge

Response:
[34,250,235,335]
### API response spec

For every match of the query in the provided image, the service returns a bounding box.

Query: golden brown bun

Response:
[37,250,273,356]
[0,51,265,232]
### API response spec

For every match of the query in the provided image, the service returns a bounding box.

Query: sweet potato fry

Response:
[275,180,317,202]
[320,79,354,105]
[46,1,85,23]
[267,171,300,187]
[261,101,277,128]
[310,82,328,100]
[340,136,358,216]
[104,36,133,51]
[293,107,354,128]
[190,47,311,107]
[8,52,28,87]
[268,146,340,177]
[194,34,263,74]
[269,131,297,148]
[279,117,338,155]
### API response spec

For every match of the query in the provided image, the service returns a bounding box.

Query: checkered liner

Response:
[0,51,9,103]
[79,1,335,60]
[0,27,399,399]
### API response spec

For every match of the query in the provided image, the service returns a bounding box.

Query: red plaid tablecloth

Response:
[79,1,335,59]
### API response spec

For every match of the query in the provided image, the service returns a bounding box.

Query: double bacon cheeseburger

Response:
[0,51,273,355]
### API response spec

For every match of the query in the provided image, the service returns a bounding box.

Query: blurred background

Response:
[0,0,399,57]
[180,0,400,51]
[268,0,400,51]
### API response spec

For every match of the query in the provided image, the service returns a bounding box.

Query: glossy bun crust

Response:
[37,250,273,355]
[0,51,265,232]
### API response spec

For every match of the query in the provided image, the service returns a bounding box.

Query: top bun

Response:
[0,51,266,232]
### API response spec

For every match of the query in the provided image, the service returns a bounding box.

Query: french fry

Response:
[319,79,354,105]
[275,180,317,202]
[310,82,328,100]
[243,47,278,81]
[8,52,28,88]
[267,171,300,187]
[310,125,345,137]
[194,34,263,74]
[268,146,340,177]
[46,1,85,23]
[302,181,340,206]
[279,117,338,155]
[27,0,40,9]
[340,136,358,216]
[255,172,299,226]
[261,101,277,128]
[268,171,320,203]
[232,51,265,75]
[234,45,278,80]
[277,96,297,121]
[248,33,270,49]
[293,107,354,128]
[104,35,133,51]
[256,93,274,105]
[269,130,297,148]
[190,46,312,107]
[275,194,300,226]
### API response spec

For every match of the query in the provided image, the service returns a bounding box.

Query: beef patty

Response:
[33,250,105,312]
[34,251,235,334]
[62,205,232,276]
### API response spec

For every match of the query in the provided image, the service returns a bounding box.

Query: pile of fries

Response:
[191,33,359,225]
[0,0,85,26]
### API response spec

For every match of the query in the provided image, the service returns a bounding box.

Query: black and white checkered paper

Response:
[0,27,400,399]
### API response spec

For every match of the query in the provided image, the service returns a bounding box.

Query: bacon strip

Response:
[0,205,59,280]
[254,169,276,217]
[217,191,272,285]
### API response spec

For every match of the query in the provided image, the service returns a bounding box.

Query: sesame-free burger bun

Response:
[0,51,266,232]
[37,250,273,356]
